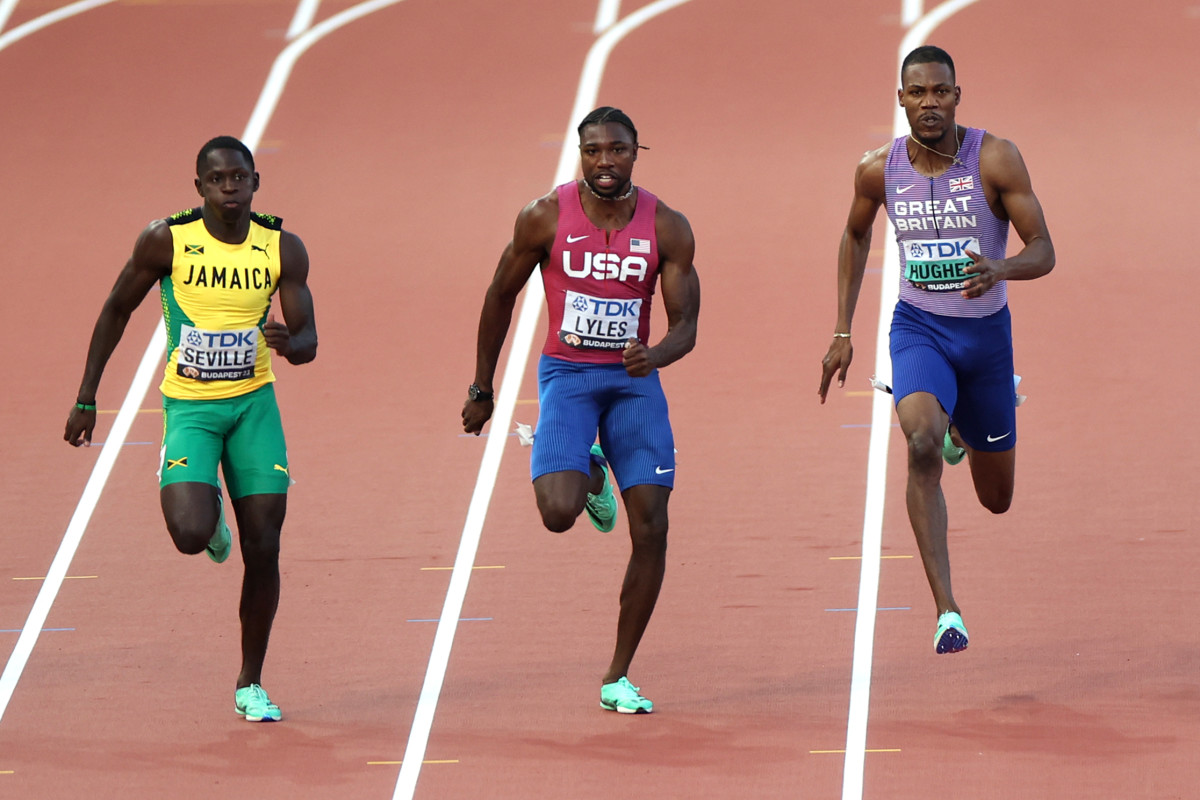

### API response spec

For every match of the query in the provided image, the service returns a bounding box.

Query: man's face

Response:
[195,149,258,221]
[898,62,960,145]
[579,122,637,198]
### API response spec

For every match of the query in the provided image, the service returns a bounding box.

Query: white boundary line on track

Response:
[391,1,696,797]
[0,0,115,53]
[839,2,982,799]
[0,0,404,727]
[287,0,322,40]
[0,0,18,36]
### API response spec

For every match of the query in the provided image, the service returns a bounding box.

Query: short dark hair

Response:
[901,45,955,84]
[577,107,638,143]
[196,136,254,176]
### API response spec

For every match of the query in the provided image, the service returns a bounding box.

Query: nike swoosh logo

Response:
[986,432,1012,443]
[566,234,588,243]
[654,466,674,475]
[896,184,916,194]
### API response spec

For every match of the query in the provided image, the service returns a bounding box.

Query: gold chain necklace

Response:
[908,126,963,167]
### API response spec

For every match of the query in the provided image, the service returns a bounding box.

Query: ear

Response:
[897,87,905,106]
[194,177,204,197]
[253,172,261,192]
[954,86,961,106]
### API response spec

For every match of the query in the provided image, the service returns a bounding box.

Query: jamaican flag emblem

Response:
[184,244,204,255]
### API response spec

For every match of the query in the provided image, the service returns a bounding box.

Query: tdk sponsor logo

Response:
[908,239,973,259]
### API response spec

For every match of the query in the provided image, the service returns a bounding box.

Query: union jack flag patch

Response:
[629,238,650,254]
[949,176,974,192]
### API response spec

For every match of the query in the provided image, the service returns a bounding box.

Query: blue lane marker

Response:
[0,628,75,633]
[406,618,493,623]
[825,607,911,612]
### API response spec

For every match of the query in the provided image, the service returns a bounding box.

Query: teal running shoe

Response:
[584,444,617,533]
[600,676,653,714]
[206,488,232,564]
[235,683,282,722]
[934,611,969,654]
[942,427,966,466]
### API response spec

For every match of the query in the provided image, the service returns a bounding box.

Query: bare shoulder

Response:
[653,196,694,250]
[132,218,175,272]
[854,143,889,200]
[278,229,310,281]
[979,131,1033,189]
[514,188,560,244]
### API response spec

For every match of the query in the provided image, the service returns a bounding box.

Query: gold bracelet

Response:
[833,332,851,339]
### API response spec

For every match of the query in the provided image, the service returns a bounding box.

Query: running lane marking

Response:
[391,1,697,798]
[840,3,981,799]
[0,0,406,728]
[0,0,117,53]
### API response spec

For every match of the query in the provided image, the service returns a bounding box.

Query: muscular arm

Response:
[819,147,886,402]
[265,230,317,365]
[622,203,698,377]
[462,195,556,434]
[963,135,1055,297]
[64,221,173,445]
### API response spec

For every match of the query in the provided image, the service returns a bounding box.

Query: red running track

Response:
[0,1,1197,798]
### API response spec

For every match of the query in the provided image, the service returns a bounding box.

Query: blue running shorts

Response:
[889,300,1016,452]
[531,355,675,489]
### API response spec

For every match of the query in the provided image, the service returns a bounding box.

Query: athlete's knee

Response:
[163,514,215,555]
[537,497,581,533]
[905,430,943,475]
[239,529,281,568]
[978,490,1012,515]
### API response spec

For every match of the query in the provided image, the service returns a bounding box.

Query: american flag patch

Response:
[629,238,650,254]
[949,176,974,192]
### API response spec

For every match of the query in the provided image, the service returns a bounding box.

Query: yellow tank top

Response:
[159,208,283,400]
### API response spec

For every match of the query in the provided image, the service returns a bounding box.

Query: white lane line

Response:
[840,2,982,799]
[390,1,696,797]
[0,0,18,35]
[0,0,404,727]
[593,0,620,33]
[287,0,321,39]
[0,0,115,53]
[245,0,407,151]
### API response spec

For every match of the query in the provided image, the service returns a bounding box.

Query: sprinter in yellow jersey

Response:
[64,136,317,722]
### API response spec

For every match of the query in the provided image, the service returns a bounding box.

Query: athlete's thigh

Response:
[159,395,228,489]
[599,370,675,490]
[889,301,960,417]
[222,385,291,499]
[530,356,605,480]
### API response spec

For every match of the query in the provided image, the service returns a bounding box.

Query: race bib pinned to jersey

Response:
[558,290,641,351]
[177,324,258,381]
[903,236,980,292]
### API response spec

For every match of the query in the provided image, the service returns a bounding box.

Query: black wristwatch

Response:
[467,383,494,402]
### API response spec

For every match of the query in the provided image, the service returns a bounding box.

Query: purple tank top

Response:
[884,127,1008,317]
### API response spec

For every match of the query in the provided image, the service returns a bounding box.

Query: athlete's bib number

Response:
[177,324,258,381]
[558,290,641,351]
[904,236,980,292]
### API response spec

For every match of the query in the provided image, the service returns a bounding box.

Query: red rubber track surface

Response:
[0,1,1197,798]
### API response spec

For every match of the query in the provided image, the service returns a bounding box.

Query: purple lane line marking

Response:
[406,618,493,623]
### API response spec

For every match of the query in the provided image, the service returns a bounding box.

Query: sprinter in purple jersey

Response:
[819,47,1054,654]
[463,108,700,713]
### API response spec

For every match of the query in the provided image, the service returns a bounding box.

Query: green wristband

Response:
[75,402,96,411]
